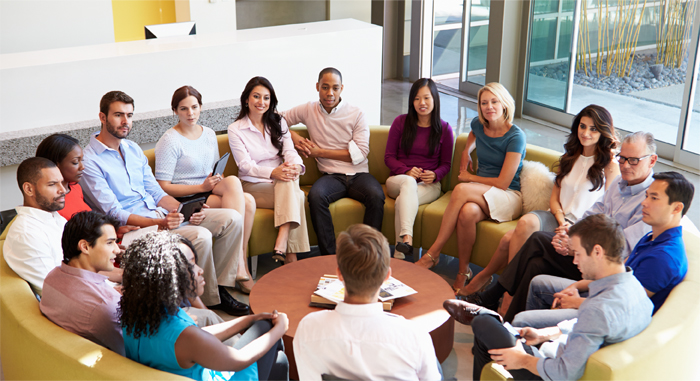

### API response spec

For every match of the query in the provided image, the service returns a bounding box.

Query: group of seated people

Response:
[2,65,696,380]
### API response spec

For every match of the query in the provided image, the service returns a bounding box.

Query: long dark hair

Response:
[235,76,285,159]
[402,78,443,156]
[555,105,618,192]
[119,231,196,339]
[36,133,80,165]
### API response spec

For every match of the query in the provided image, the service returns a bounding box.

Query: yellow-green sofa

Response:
[144,126,562,269]
[0,219,189,380]
[481,231,700,380]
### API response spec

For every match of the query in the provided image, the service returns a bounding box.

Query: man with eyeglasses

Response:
[465,131,659,322]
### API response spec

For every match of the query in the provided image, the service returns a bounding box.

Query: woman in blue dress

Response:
[120,231,288,380]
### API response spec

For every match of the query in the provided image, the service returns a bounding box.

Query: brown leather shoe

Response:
[443,299,502,326]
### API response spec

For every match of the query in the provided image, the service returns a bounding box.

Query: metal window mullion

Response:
[565,0,582,113]
[675,0,700,164]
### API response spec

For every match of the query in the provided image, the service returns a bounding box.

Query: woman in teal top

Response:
[120,231,289,381]
[416,83,526,293]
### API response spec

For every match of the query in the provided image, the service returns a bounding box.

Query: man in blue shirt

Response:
[467,131,657,322]
[444,214,653,381]
[81,91,249,316]
[514,171,693,328]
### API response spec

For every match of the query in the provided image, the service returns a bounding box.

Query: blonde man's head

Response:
[477,82,515,126]
[336,224,391,298]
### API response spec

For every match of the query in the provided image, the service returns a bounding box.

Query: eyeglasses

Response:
[616,154,651,165]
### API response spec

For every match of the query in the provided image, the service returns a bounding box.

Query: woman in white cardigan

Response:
[155,85,256,293]
[228,77,310,264]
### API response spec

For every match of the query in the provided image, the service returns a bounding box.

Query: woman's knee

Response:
[244,193,256,213]
[458,202,483,224]
[514,213,539,235]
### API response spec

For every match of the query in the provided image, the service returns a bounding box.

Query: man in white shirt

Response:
[293,224,442,380]
[285,68,385,256]
[4,157,68,295]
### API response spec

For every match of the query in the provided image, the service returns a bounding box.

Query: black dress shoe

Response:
[208,286,251,316]
[459,291,499,313]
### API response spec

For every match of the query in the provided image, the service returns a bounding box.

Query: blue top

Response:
[123,308,257,381]
[81,133,169,226]
[626,226,687,314]
[536,269,653,381]
[581,172,654,255]
[470,118,526,191]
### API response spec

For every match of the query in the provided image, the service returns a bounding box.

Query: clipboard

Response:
[212,152,230,177]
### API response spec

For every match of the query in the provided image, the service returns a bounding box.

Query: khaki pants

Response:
[242,179,310,253]
[172,208,244,306]
[386,175,442,242]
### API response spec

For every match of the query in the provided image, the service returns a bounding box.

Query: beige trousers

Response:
[242,179,310,253]
[172,208,244,306]
[386,175,442,241]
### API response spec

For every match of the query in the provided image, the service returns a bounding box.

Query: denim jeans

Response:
[307,173,385,255]
[511,275,581,329]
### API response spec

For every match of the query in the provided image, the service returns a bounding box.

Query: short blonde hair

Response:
[477,82,515,126]
[336,224,390,298]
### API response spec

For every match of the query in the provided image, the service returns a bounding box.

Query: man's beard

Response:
[106,120,130,139]
[36,192,64,212]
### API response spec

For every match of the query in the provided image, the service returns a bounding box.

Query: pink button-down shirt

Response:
[228,115,305,183]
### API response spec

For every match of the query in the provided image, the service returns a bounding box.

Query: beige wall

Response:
[236,0,326,29]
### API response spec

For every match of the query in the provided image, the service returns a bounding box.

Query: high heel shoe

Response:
[237,279,255,294]
[452,268,473,293]
[455,274,493,298]
[272,250,286,264]
[416,252,438,269]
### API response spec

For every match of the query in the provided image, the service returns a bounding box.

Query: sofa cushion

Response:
[519,160,555,214]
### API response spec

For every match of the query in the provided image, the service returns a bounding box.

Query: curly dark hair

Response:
[235,76,285,160]
[119,231,196,339]
[555,105,618,192]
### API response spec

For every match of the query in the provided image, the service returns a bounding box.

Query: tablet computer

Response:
[212,152,230,177]
[177,197,206,222]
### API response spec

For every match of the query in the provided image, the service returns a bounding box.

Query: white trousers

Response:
[385,175,442,242]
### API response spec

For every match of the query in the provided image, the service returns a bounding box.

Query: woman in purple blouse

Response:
[384,78,454,259]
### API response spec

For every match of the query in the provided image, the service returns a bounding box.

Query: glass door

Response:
[432,0,466,89]
[523,0,699,169]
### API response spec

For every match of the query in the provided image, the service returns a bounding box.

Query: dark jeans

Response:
[234,320,288,381]
[307,173,385,255]
[499,231,582,322]
[472,315,542,381]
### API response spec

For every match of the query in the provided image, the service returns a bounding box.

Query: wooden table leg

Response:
[431,316,455,363]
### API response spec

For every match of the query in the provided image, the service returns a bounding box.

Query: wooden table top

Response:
[249,255,455,337]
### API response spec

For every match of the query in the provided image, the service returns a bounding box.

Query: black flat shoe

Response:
[208,286,251,316]
[458,291,499,313]
[395,242,413,259]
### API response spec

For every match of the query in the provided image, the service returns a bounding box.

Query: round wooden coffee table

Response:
[249,255,455,379]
